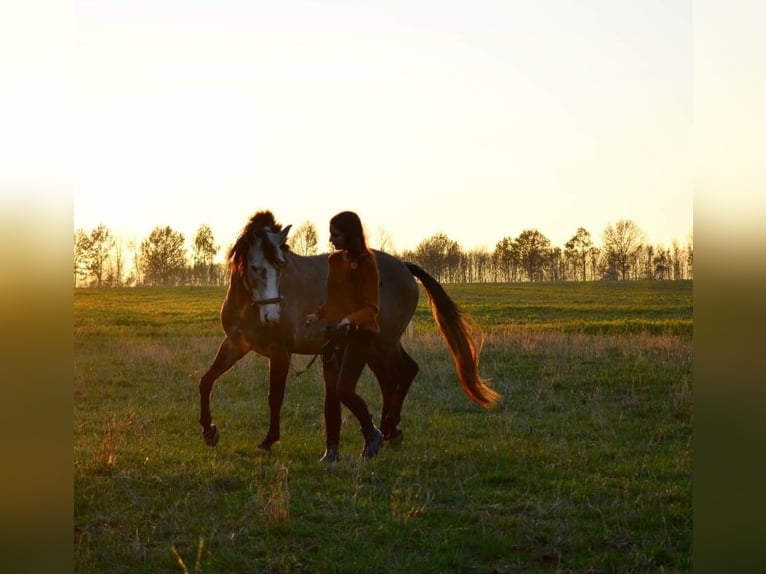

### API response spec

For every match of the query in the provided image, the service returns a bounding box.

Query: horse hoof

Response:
[386,429,403,446]
[258,435,279,451]
[203,424,219,447]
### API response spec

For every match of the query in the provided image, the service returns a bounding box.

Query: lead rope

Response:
[290,352,322,378]
[291,339,333,378]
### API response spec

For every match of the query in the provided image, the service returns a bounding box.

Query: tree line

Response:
[73,219,692,287]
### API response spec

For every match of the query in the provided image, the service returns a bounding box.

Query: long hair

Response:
[330,211,370,260]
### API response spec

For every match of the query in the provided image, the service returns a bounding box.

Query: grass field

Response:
[74,281,692,573]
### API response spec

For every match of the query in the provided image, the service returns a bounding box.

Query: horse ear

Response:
[278,225,292,245]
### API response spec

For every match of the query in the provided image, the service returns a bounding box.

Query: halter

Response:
[242,268,284,308]
[251,295,283,307]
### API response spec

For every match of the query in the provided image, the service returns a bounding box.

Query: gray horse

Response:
[198,211,500,450]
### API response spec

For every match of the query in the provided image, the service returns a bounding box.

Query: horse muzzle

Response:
[256,300,282,326]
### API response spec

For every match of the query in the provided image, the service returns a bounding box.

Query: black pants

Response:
[321,327,376,447]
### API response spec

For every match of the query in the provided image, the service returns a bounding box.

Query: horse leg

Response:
[367,357,396,439]
[368,344,419,444]
[391,344,420,432]
[258,348,290,451]
[387,346,419,443]
[199,337,248,446]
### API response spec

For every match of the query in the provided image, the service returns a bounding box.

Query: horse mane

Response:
[228,211,289,275]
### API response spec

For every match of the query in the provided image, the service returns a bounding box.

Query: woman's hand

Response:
[337,317,350,328]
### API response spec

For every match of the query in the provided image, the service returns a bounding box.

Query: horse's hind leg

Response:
[368,344,419,444]
[367,357,395,439]
[389,346,419,442]
[199,337,248,446]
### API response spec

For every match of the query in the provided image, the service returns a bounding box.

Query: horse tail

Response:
[405,262,501,408]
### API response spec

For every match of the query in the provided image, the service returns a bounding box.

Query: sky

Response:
[73,0,692,257]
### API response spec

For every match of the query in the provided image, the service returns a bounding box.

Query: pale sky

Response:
[73,0,692,256]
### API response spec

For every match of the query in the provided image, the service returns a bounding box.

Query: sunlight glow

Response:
[74,1,692,254]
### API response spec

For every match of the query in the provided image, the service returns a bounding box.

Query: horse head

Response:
[229,211,292,326]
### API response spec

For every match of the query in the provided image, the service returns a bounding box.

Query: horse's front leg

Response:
[199,336,248,446]
[258,347,291,451]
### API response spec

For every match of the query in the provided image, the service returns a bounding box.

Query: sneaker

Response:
[320,445,340,463]
[360,427,384,459]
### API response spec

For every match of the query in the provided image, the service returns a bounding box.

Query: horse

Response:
[198,211,500,451]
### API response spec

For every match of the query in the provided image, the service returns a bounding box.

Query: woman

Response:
[305,211,385,462]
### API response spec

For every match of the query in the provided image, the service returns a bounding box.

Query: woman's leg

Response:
[321,366,342,461]
[337,332,384,458]
[336,332,374,430]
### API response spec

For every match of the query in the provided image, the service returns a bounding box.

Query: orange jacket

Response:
[316,250,380,334]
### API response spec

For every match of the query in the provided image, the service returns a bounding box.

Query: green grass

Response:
[74,281,692,573]
[413,280,693,336]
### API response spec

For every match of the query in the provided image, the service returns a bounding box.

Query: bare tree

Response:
[642,244,655,280]
[601,220,645,280]
[73,224,115,287]
[684,230,693,280]
[71,216,692,286]
[546,246,564,281]
[126,239,141,286]
[515,229,551,282]
[588,246,602,281]
[139,226,187,286]
[413,233,462,282]
[492,237,520,282]
[89,224,115,287]
[670,241,684,280]
[109,235,128,286]
[74,229,90,287]
[290,221,320,256]
[464,248,492,283]
[373,226,395,253]
[192,224,220,285]
[653,247,672,280]
[565,227,593,281]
